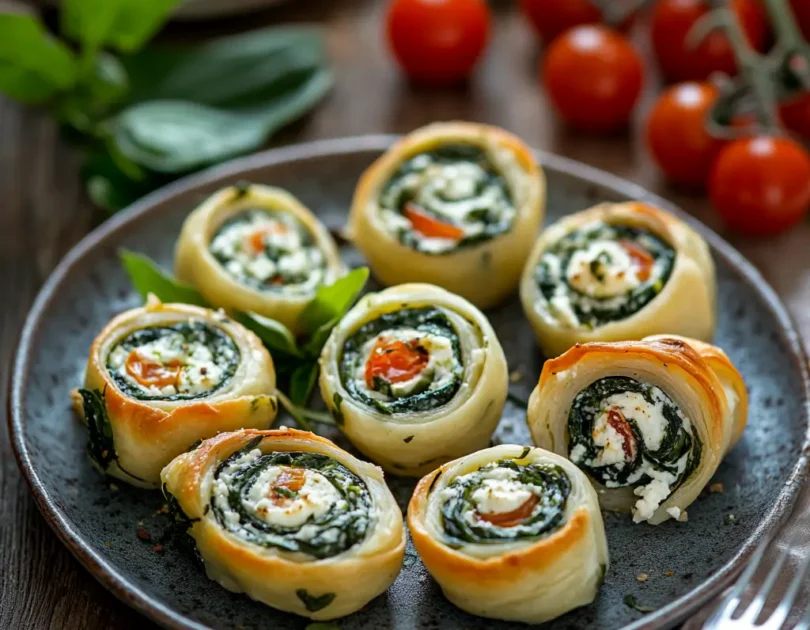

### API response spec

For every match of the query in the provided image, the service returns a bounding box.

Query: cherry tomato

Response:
[519,0,635,44]
[790,0,810,41]
[780,93,810,140]
[650,0,768,83]
[646,82,724,187]
[709,137,810,237]
[543,25,644,133]
[365,338,429,387]
[386,0,491,85]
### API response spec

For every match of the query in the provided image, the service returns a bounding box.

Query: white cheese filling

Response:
[108,327,234,397]
[209,210,325,291]
[354,328,459,400]
[566,240,641,298]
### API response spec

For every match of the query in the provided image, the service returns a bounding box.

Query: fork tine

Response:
[761,551,810,630]
[793,598,810,630]
[738,543,790,623]
[704,541,769,627]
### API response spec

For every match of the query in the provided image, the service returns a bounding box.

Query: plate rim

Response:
[9,134,810,630]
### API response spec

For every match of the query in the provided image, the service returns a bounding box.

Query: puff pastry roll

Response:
[527,335,747,524]
[72,297,277,487]
[347,122,545,309]
[175,183,344,332]
[520,202,716,357]
[318,283,508,477]
[161,428,405,620]
[408,444,608,624]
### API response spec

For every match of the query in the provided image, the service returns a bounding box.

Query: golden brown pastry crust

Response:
[72,299,277,487]
[527,336,746,524]
[407,445,608,623]
[161,429,405,620]
[347,122,545,309]
[174,183,344,333]
[519,201,716,357]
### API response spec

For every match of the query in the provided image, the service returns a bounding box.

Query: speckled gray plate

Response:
[10,136,810,630]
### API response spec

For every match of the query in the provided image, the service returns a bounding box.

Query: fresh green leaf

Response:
[119,249,207,305]
[62,0,181,54]
[0,12,77,103]
[122,27,327,106]
[81,146,161,213]
[300,268,369,355]
[234,312,302,358]
[299,268,369,334]
[289,362,319,406]
[111,67,332,174]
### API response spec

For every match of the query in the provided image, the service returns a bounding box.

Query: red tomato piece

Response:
[709,136,810,237]
[404,204,466,240]
[780,92,810,140]
[125,352,182,389]
[650,0,768,83]
[365,338,430,388]
[646,82,725,187]
[477,494,539,528]
[385,0,491,85]
[543,25,644,133]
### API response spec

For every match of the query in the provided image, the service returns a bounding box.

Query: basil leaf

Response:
[0,13,76,103]
[111,67,332,174]
[123,27,327,106]
[234,312,302,358]
[299,268,369,354]
[56,52,129,133]
[119,249,207,305]
[289,362,319,407]
[82,150,162,213]
[62,0,180,54]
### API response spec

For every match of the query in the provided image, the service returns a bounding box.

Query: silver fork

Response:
[704,538,810,629]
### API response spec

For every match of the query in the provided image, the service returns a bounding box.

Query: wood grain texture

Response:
[3,1,809,628]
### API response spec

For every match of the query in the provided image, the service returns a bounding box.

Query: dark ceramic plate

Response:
[10,136,810,630]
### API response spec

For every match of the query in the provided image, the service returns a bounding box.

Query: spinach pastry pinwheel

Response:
[520,202,716,357]
[161,428,405,620]
[175,183,344,332]
[71,297,277,487]
[527,335,747,524]
[319,283,508,476]
[408,445,608,624]
[347,122,545,309]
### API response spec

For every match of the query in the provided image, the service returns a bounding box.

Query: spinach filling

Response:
[211,438,371,559]
[106,321,239,401]
[209,208,326,294]
[568,377,702,490]
[379,143,516,254]
[536,222,676,328]
[441,458,570,545]
[339,307,463,415]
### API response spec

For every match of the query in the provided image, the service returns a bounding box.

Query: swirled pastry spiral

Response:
[319,283,508,476]
[161,429,405,620]
[348,122,545,308]
[408,444,608,623]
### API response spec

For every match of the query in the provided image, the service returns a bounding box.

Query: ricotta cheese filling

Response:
[354,328,461,402]
[106,321,238,400]
[439,458,571,544]
[378,143,516,254]
[209,208,326,293]
[209,443,373,559]
[535,221,676,329]
[568,377,699,523]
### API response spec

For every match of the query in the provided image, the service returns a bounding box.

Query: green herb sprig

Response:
[119,250,368,429]
[0,2,332,212]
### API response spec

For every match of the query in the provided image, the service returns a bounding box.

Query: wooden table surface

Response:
[2,1,809,628]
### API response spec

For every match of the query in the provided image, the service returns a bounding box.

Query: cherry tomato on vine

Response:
[790,0,810,41]
[519,0,636,44]
[543,25,644,133]
[646,82,724,187]
[709,137,810,237]
[385,0,491,85]
[650,0,768,83]
[780,93,810,140]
